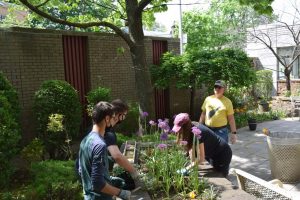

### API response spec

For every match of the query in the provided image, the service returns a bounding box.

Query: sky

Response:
[154,0,300,32]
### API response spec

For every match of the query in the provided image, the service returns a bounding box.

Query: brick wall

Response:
[277,80,300,95]
[0,28,188,142]
[88,34,138,102]
[0,29,64,142]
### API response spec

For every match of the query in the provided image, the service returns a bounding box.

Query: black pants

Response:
[211,146,232,177]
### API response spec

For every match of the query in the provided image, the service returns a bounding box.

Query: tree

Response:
[183,0,275,51]
[6,0,274,117]
[151,49,256,117]
[249,1,300,92]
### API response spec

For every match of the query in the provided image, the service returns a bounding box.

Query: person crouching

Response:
[172,113,232,177]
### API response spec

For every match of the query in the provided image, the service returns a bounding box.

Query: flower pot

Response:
[247,119,257,131]
[258,102,269,112]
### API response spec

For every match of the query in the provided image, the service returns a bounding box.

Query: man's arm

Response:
[91,145,131,199]
[228,114,237,133]
[100,183,121,196]
[228,114,237,144]
[199,111,206,124]
[107,145,136,173]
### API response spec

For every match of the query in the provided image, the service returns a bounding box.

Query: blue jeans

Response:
[212,127,229,143]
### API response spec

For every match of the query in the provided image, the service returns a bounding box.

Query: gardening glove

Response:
[176,168,189,176]
[230,133,237,144]
[117,189,131,200]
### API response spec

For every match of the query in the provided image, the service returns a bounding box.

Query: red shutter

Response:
[152,40,170,120]
[62,35,89,132]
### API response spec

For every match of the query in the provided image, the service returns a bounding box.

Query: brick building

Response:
[0,27,191,142]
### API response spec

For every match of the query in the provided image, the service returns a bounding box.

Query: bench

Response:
[231,168,296,200]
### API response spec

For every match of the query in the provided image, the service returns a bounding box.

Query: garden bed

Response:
[121,141,255,200]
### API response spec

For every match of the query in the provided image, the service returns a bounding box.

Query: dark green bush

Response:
[86,87,111,116]
[0,71,20,120]
[21,138,44,163]
[115,102,139,135]
[116,133,137,147]
[34,80,81,159]
[0,73,21,189]
[0,160,82,200]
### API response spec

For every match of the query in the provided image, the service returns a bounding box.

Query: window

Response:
[277,46,300,79]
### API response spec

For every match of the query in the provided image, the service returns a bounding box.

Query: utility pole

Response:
[179,0,183,54]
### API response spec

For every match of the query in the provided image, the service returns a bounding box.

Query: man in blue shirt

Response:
[78,101,131,200]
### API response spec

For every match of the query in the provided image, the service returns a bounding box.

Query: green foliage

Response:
[115,133,137,147]
[0,72,21,189]
[255,70,273,100]
[115,102,139,135]
[183,0,275,51]
[47,114,64,132]
[0,160,82,200]
[6,0,170,31]
[86,87,111,116]
[234,110,286,128]
[152,49,256,91]
[142,145,215,199]
[33,80,81,159]
[238,0,274,15]
[0,71,20,120]
[21,138,44,163]
[284,90,292,97]
[112,165,126,177]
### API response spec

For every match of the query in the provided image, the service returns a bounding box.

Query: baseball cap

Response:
[172,113,190,132]
[214,80,226,88]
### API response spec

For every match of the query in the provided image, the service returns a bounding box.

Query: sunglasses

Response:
[214,85,223,89]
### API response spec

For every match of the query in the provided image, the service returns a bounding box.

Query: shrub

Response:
[86,87,111,116]
[116,133,137,147]
[0,71,20,120]
[255,70,273,100]
[21,138,44,163]
[114,102,139,135]
[234,110,286,128]
[0,73,21,189]
[34,80,81,159]
[0,160,82,200]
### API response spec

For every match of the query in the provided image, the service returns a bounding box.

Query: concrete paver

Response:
[229,118,300,198]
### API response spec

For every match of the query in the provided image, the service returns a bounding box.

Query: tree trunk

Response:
[285,68,291,92]
[126,0,155,117]
[189,86,195,120]
[189,78,196,120]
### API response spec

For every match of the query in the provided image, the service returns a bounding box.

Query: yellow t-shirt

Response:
[201,95,234,128]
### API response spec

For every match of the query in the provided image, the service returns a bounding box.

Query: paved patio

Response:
[228,118,300,198]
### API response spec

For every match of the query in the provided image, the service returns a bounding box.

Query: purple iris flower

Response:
[149,120,156,126]
[180,140,188,146]
[158,119,163,123]
[160,133,168,141]
[164,118,169,123]
[192,126,201,139]
[158,121,168,130]
[157,143,167,150]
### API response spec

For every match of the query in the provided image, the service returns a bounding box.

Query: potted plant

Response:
[247,111,257,131]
